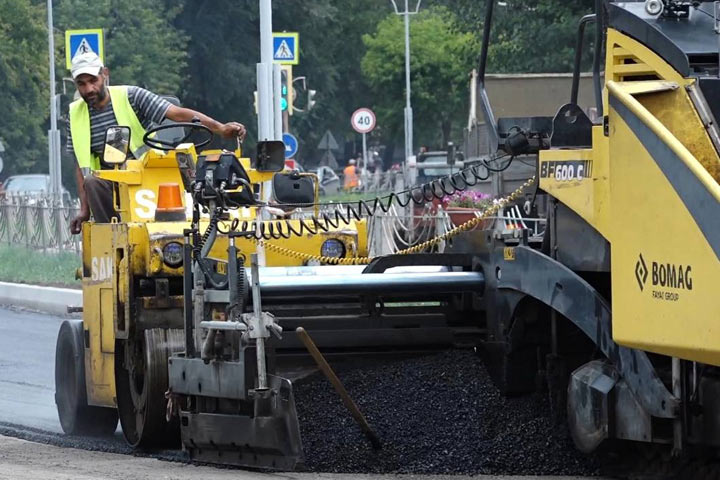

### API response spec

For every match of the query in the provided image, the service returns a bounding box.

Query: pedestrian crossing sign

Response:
[272,32,299,65]
[65,29,104,69]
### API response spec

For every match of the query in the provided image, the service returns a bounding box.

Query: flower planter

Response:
[446,207,494,230]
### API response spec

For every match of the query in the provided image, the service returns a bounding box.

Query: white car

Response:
[1,174,72,205]
[415,152,465,187]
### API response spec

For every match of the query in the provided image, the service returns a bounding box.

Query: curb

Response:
[0,282,81,316]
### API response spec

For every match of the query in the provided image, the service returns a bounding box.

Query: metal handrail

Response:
[0,194,81,253]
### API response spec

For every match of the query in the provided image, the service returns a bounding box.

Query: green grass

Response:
[0,245,81,288]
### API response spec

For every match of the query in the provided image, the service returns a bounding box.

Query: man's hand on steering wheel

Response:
[142,119,246,151]
[218,122,246,141]
[143,122,214,151]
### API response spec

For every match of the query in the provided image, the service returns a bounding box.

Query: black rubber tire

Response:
[55,320,118,436]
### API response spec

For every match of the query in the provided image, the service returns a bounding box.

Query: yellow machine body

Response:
[539,29,720,365]
[81,145,367,407]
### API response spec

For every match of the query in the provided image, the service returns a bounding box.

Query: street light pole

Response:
[257,0,282,144]
[256,0,282,266]
[403,0,412,162]
[47,0,61,196]
[390,0,421,163]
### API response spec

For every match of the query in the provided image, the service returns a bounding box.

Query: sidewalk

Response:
[0,282,80,316]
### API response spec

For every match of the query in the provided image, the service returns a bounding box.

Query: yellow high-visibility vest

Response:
[69,85,147,170]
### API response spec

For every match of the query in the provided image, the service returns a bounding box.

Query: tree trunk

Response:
[441,118,452,148]
[382,139,396,170]
[381,123,402,169]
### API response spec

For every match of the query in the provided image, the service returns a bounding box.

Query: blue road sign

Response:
[283,133,299,158]
[65,29,104,69]
[272,32,299,65]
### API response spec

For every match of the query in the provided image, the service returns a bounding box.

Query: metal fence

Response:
[366,204,547,257]
[367,205,449,256]
[0,190,545,260]
[0,194,82,253]
[357,170,402,194]
[331,169,404,196]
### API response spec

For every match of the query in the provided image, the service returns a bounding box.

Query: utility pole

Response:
[390,0,421,163]
[257,0,282,143]
[47,0,61,197]
[257,0,283,266]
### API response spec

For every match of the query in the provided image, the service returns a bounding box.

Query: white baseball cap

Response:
[71,52,104,79]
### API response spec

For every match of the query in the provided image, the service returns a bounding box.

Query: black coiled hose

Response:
[193,208,230,289]
[236,256,247,313]
[197,209,221,252]
[218,155,516,241]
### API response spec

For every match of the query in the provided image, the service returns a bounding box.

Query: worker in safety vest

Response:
[67,52,247,234]
[343,158,358,191]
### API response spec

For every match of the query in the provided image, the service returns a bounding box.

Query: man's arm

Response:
[165,105,246,140]
[127,87,246,140]
[70,164,90,234]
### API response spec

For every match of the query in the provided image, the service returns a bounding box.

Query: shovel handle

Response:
[296,327,381,450]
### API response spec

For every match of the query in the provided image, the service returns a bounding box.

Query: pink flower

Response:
[444,190,494,209]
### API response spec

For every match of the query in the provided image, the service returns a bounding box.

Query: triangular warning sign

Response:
[274,40,294,59]
[317,130,339,150]
[73,38,96,59]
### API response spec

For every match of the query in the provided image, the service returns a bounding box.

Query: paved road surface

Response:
[0,306,603,479]
[0,306,65,433]
[0,435,602,480]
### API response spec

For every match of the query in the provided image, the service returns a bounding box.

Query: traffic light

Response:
[280,71,288,111]
[280,65,293,115]
[307,89,317,111]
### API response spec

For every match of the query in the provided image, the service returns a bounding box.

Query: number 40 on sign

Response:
[351,108,376,134]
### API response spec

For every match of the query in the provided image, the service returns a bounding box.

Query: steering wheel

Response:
[143,122,214,151]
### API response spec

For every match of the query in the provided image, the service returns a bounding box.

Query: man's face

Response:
[74,72,107,107]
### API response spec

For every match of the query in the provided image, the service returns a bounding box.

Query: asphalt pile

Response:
[293,349,604,475]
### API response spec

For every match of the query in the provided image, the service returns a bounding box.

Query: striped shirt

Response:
[66,86,172,159]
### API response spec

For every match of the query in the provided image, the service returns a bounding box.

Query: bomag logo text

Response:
[636,253,692,302]
[651,262,692,291]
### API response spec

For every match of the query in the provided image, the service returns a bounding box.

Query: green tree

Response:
[55,0,188,94]
[362,6,476,149]
[274,0,386,167]
[53,0,188,192]
[0,0,49,176]
[172,0,260,150]
[173,0,385,164]
[445,0,595,73]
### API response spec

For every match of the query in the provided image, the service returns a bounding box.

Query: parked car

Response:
[1,174,72,204]
[411,151,465,212]
[416,151,464,186]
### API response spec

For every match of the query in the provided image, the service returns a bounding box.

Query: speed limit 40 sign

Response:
[351,108,376,134]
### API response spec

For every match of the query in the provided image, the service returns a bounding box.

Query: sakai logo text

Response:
[635,253,692,301]
[91,256,113,282]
